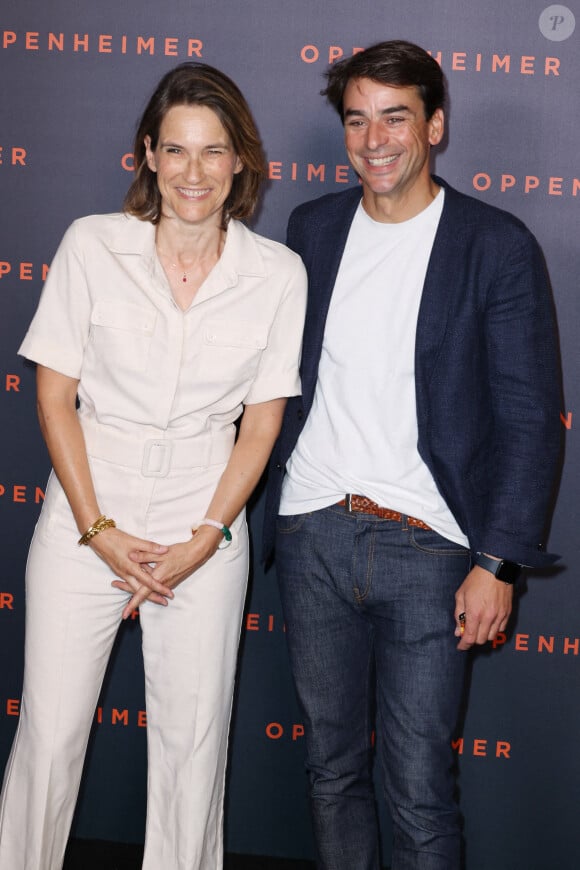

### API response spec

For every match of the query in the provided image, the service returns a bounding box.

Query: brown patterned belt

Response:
[337,494,432,530]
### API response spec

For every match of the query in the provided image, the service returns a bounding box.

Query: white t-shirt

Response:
[280,190,467,547]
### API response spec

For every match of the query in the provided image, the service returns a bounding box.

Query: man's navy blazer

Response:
[263,178,562,568]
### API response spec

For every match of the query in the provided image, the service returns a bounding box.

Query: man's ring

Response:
[458,612,466,635]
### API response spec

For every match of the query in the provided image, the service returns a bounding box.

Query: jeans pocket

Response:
[276,513,310,535]
[409,526,470,556]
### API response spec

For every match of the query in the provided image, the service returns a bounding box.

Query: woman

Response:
[0,63,306,870]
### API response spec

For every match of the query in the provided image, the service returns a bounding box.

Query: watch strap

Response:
[474,552,521,584]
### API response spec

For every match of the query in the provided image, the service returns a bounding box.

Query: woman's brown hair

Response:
[124,62,267,224]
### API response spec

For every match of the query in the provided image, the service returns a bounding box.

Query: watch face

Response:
[497,560,521,583]
[475,553,521,583]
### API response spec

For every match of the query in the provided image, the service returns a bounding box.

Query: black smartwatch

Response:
[474,552,522,584]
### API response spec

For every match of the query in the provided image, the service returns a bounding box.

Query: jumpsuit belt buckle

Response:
[142,439,173,478]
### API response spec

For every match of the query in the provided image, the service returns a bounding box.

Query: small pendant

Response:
[182,273,187,283]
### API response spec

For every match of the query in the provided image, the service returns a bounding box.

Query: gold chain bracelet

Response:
[78,515,116,546]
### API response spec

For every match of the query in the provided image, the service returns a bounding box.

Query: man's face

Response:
[342,77,444,221]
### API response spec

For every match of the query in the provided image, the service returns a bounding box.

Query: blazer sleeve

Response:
[472,227,562,566]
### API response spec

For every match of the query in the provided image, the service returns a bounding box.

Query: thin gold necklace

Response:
[167,262,189,284]
[158,230,225,285]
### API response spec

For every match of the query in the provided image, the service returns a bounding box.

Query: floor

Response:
[63,839,317,869]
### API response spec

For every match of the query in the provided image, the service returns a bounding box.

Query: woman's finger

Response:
[111,579,168,609]
[122,585,157,620]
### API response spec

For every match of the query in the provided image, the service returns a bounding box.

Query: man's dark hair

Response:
[323,40,445,122]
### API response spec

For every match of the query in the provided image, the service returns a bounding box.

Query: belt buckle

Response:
[142,440,172,477]
[345,494,353,512]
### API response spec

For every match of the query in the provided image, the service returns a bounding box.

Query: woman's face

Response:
[145,103,243,230]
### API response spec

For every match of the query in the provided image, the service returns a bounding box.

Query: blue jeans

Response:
[276,504,471,870]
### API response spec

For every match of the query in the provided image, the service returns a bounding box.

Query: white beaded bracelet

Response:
[196,518,232,549]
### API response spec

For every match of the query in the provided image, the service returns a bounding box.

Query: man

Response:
[263,40,561,870]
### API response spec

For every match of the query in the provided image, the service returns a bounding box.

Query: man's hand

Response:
[454,564,513,650]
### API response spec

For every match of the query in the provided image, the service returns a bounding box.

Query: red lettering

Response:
[514,633,529,651]
[492,54,510,73]
[301,45,319,63]
[500,174,516,192]
[112,708,129,725]
[472,173,491,192]
[13,486,26,503]
[520,56,535,75]
[12,147,26,166]
[524,176,540,193]
[48,32,64,51]
[98,34,113,53]
[292,724,305,741]
[5,375,20,392]
[307,163,325,182]
[73,33,89,52]
[187,39,203,58]
[473,739,487,757]
[138,710,147,727]
[7,699,20,716]
[496,741,511,758]
[246,613,259,631]
[0,593,14,610]
[269,162,282,181]
[137,36,155,55]
[25,32,39,50]
[538,635,555,653]
[266,722,284,739]
[165,37,178,56]
[491,632,507,649]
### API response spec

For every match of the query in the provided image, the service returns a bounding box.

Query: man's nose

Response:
[366,120,389,151]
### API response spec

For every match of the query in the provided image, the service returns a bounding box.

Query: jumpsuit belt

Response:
[80,417,235,478]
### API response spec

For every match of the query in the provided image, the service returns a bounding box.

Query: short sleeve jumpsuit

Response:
[0,212,307,870]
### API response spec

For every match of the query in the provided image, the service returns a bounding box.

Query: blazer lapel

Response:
[415,181,467,420]
[300,188,361,408]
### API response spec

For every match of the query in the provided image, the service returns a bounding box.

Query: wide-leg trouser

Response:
[276,504,471,870]
[0,456,248,870]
